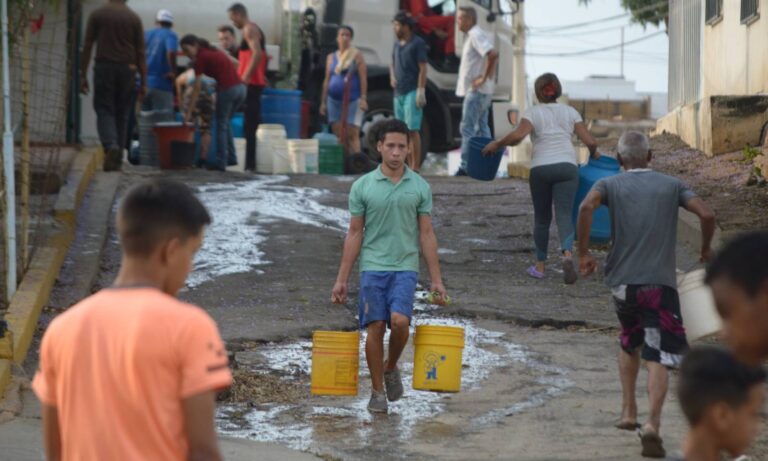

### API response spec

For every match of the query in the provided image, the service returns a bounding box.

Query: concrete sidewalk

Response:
[0,387,320,461]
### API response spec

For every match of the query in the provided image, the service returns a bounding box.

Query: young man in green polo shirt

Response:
[332,119,448,413]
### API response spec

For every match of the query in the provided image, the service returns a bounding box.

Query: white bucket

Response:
[257,124,287,174]
[272,139,291,174]
[288,139,319,174]
[226,138,247,173]
[678,269,722,342]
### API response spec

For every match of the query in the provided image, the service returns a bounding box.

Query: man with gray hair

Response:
[577,131,715,459]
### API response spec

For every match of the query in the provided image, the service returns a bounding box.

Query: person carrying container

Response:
[180,35,246,171]
[319,25,368,154]
[483,73,599,284]
[577,131,716,459]
[331,119,448,414]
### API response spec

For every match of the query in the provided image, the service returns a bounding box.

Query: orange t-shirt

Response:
[32,288,232,461]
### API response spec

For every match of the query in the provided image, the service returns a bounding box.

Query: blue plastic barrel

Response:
[572,156,621,243]
[467,137,504,181]
[261,88,302,139]
[231,113,244,138]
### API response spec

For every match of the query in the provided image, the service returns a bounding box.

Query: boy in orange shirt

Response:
[33,179,232,461]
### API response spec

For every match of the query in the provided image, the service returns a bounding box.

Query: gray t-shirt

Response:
[592,169,696,288]
[392,36,427,96]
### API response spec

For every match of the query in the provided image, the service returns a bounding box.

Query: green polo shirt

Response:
[349,166,433,272]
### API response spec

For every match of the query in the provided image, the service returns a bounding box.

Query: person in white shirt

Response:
[483,73,598,284]
[455,6,498,176]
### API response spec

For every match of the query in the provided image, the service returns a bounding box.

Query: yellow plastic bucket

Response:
[412,325,465,393]
[311,331,360,396]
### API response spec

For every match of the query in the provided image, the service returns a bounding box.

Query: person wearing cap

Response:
[143,9,178,112]
[455,6,498,176]
[391,11,428,171]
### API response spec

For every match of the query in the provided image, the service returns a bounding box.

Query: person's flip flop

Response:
[639,430,666,458]
[526,266,545,279]
[614,421,641,431]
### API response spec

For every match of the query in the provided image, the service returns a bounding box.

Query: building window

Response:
[706,0,722,24]
[741,0,759,24]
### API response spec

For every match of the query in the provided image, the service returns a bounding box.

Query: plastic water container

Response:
[678,269,723,342]
[288,139,320,174]
[412,325,465,393]
[261,88,302,139]
[572,156,621,243]
[256,124,287,174]
[152,122,195,170]
[311,331,360,396]
[312,126,339,146]
[271,138,291,174]
[230,113,244,138]
[138,110,174,167]
[467,137,504,181]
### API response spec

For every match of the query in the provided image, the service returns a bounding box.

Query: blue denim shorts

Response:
[358,271,418,329]
[327,97,359,126]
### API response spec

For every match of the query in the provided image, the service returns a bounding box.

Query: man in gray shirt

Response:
[577,131,715,459]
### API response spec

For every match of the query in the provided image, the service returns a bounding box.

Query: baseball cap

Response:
[156,9,174,24]
[393,10,416,26]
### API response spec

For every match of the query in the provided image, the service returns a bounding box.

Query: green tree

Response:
[580,0,668,29]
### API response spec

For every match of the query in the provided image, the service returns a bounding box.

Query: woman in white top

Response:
[484,73,598,284]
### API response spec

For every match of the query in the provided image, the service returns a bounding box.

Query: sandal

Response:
[614,421,641,431]
[526,265,545,279]
[639,429,666,458]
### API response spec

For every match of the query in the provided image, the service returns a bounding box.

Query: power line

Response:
[528,1,668,32]
[523,31,665,57]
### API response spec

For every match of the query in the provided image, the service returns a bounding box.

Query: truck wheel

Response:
[359,90,432,166]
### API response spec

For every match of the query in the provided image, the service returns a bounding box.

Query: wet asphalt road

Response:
[59,166,714,460]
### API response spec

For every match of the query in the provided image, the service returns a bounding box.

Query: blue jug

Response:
[572,156,620,243]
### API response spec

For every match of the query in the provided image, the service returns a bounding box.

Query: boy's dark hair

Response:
[706,231,768,297]
[218,25,236,36]
[118,179,211,256]
[678,346,766,425]
[339,24,354,38]
[227,2,248,16]
[373,119,410,143]
[534,73,563,103]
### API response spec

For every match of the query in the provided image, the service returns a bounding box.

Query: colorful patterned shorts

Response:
[613,285,688,368]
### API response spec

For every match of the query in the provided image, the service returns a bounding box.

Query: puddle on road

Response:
[189,177,349,287]
[217,293,574,457]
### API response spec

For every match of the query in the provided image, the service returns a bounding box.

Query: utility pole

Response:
[1,0,17,301]
[620,26,625,78]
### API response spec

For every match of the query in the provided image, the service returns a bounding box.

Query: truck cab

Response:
[300,0,520,161]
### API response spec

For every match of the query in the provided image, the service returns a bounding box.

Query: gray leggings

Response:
[529,163,579,262]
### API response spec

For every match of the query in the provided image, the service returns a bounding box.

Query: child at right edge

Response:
[670,346,766,461]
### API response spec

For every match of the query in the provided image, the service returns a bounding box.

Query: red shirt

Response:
[194,47,241,91]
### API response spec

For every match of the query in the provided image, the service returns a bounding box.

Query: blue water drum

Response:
[261,88,302,139]
[467,137,505,181]
[572,155,621,243]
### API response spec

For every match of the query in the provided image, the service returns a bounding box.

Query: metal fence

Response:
[668,0,702,111]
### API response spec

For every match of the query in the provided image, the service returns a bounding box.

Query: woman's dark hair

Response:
[180,34,214,50]
[534,73,563,103]
[338,24,354,38]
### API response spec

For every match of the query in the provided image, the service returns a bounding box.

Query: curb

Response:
[0,147,104,399]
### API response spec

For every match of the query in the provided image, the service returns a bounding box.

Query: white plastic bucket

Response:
[288,139,319,174]
[272,139,291,174]
[678,269,722,342]
[226,138,247,173]
[257,124,287,174]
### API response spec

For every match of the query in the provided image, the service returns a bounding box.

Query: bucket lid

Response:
[258,124,287,131]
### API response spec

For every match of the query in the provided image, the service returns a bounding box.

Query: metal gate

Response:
[668,0,702,110]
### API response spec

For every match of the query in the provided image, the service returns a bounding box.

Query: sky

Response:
[524,0,669,93]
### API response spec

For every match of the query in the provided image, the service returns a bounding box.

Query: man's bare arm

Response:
[183,391,223,461]
[241,24,263,82]
[41,403,62,461]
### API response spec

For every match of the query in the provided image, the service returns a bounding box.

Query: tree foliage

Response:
[579,0,668,29]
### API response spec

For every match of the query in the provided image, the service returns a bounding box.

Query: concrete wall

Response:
[568,99,650,122]
[658,0,768,155]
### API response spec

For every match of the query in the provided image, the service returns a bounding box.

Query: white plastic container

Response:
[226,138,247,173]
[271,138,291,174]
[256,124,287,174]
[678,269,723,342]
[288,139,320,174]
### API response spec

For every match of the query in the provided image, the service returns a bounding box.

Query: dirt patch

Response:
[222,369,307,405]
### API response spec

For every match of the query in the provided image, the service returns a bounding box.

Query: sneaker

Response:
[367,390,388,413]
[562,257,578,285]
[384,367,404,402]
